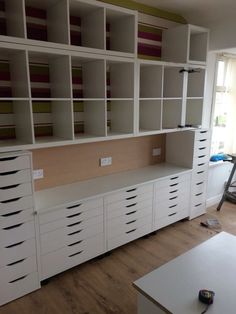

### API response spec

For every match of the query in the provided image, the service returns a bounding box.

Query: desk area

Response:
[133,232,236,314]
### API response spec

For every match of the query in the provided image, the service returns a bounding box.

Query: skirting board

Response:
[206,194,222,208]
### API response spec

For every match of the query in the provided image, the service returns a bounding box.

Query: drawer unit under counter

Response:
[0,155,31,173]
[155,172,191,190]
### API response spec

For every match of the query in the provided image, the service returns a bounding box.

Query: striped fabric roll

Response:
[72,67,83,98]
[0,0,6,36]
[70,16,82,46]
[29,63,51,98]
[32,101,53,137]
[138,24,162,60]
[0,61,12,97]
[74,101,84,134]
[0,101,15,140]
[26,6,47,41]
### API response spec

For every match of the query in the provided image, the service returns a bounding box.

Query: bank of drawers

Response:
[0,153,39,306]
[105,183,153,251]
[39,197,105,280]
[154,173,191,230]
[190,130,210,219]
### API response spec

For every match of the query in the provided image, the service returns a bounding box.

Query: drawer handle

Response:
[3,223,23,230]
[198,163,205,167]
[66,212,82,219]
[67,221,82,228]
[5,241,24,248]
[169,196,177,201]
[0,156,17,161]
[9,275,28,284]
[0,184,20,190]
[67,203,82,209]
[7,258,26,267]
[0,170,19,176]
[169,204,177,209]
[126,195,137,200]
[68,240,83,247]
[197,171,204,174]
[200,131,207,134]
[170,183,178,187]
[68,229,83,236]
[199,139,207,142]
[126,210,137,216]
[69,250,83,257]
[1,210,22,217]
[170,190,178,194]
[198,155,206,159]
[168,212,177,217]
[126,220,137,225]
[126,228,136,234]
[196,182,204,186]
[1,197,21,204]
[170,176,178,180]
[199,147,206,150]
[126,203,137,208]
[195,203,202,207]
[196,193,203,196]
[126,188,137,193]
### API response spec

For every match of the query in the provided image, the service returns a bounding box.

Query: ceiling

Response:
[135,0,236,25]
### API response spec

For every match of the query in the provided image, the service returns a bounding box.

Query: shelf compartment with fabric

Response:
[139,100,162,132]
[32,100,73,144]
[107,100,134,137]
[71,56,105,99]
[69,0,105,50]
[105,7,136,55]
[162,99,182,129]
[25,0,69,44]
[0,0,26,38]
[139,64,163,99]
[73,100,106,140]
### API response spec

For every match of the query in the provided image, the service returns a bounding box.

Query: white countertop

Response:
[35,163,191,212]
[134,232,236,314]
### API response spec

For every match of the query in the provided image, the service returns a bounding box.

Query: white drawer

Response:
[106,191,153,212]
[194,142,210,156]
[40,209,103,234]
[193,155,209,167]
[0,238,37,269]
[104,183,153,205]
[156,180,190,202]
[0,255,37,283]
[194,130,210,141]
[0,272,39,306]
[41,233,104,280]
[155,208,188,231]
[155,172,191,189]
[0,182,32,202]
[107,214,152,239]
[107,198,153,220]
[190,203,206,219]
[107,223,152,251]
[0,208,34,229]
[0,169,32,188]
[193,162,208,172]
[0,221,35,248]
[40,221,103,255]
[0,155,30,173]
[191,192,206,206]
[155,194,190,219]
[0,195,34,215]
[192,181,207,195]
[192,171,208,185]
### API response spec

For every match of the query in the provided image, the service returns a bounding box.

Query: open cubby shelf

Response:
[187,68,205,97]
[139,100,162,132]
[162,99,182,129]
[163,66,184,98]
[140,65,162,98]
[186,99,203,126]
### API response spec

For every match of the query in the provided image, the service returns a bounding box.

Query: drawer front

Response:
[107,223,152,251]
[194,144,210,158]
[40,222,103,255]
[0,255,37,283]
[0,155,30,173]
[107,215,152,239]
[40,210,103,234]
[191,192,206,206]
[190,203,206,219]
[0,221,35,248]
[155,208,188,231]
[0,238,37,269]
[155,194,190,219]
[193,155,209,167]
[0,169,32,188]
[192,171,208,185]
[0,208,34,229]
[194,162,208,173]
[39,206,103,225]
[192,181,207,195]
[0,183,32,202]
[194,130,210,141]
[41,234,104,280]
[0,272,39,306]
[155,172,191,189]
[104,184,153,205]
[0,195,34,215]
[107,198,152,220]
[106,191,153,212]
[156,180,190,202]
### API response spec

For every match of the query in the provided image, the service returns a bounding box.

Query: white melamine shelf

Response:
[187,68,206,98]
[162,99,182,129]
[139,64,163,98]
[186,99,204,126]
[35,163,192,212]
[34,136,70,144]
[163,66,184,98]
[139,99,162,132]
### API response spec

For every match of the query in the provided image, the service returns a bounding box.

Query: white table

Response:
[133,232,236,314]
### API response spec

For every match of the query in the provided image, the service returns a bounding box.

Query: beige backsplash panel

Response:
[32,135,166,191]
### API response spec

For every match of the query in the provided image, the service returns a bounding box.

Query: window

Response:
[211,56,236,155]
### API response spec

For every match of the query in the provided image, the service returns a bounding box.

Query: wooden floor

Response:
[1,202,236,314]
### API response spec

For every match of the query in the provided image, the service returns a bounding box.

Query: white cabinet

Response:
[0,151,40,306]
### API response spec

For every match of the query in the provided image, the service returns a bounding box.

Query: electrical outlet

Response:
[100,157,112,167]
[33,169,44,180]
[152,148,161,156]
